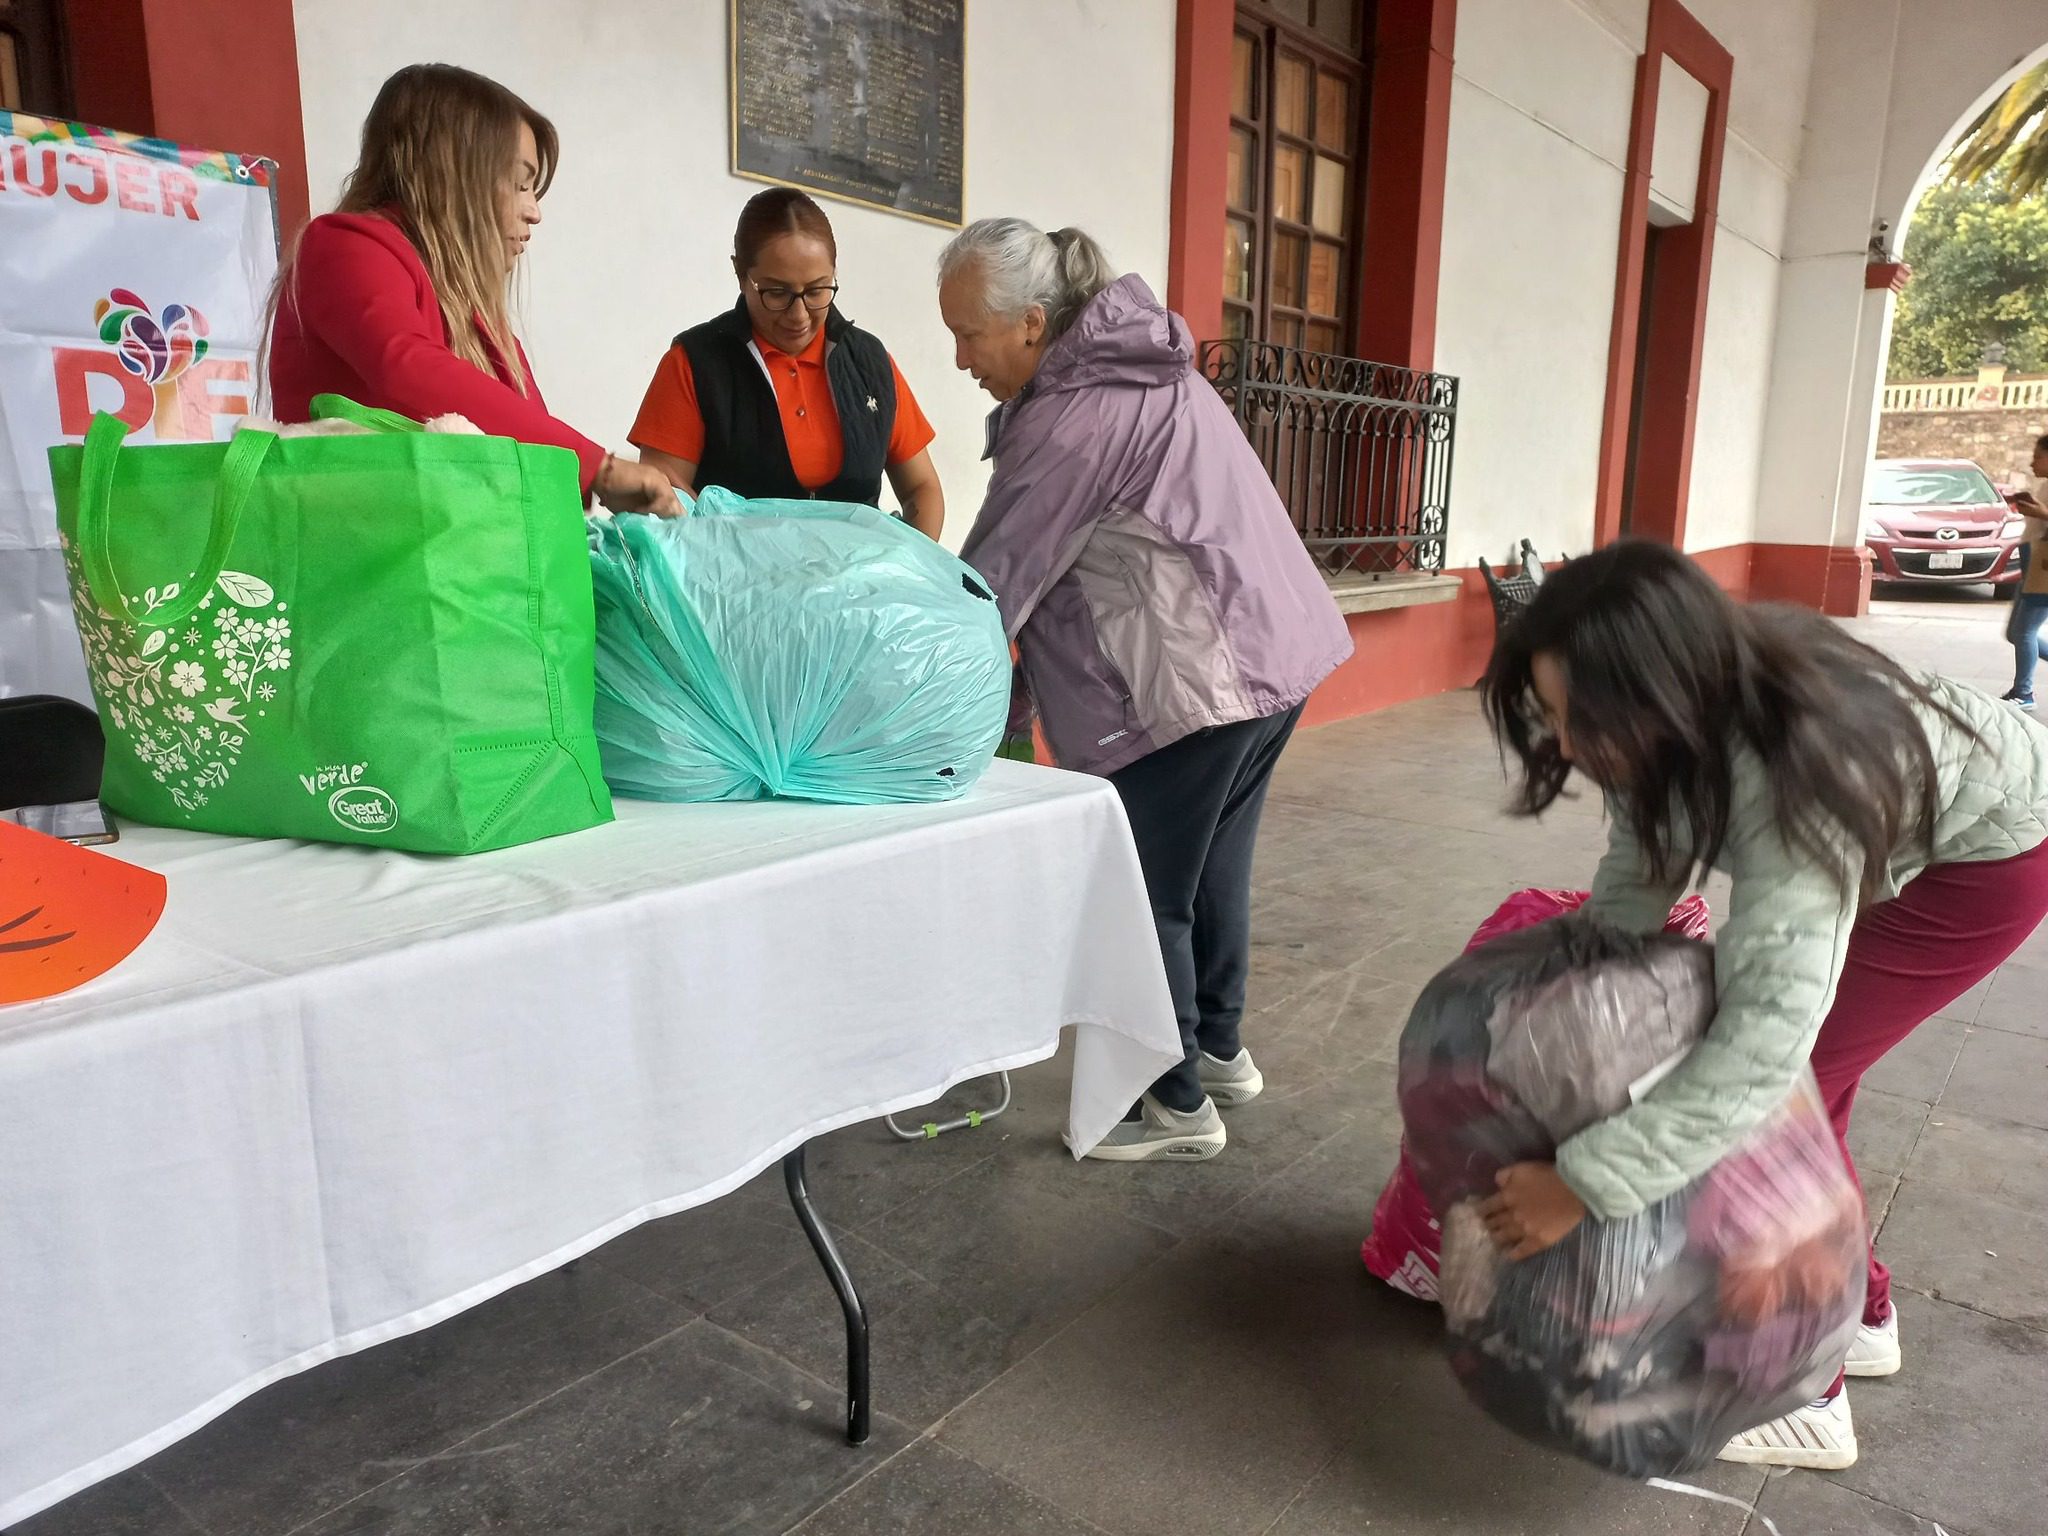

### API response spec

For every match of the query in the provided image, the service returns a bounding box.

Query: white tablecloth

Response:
[0,763,1180,1526]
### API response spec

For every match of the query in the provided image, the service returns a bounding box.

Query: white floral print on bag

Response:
[65,539,292,815]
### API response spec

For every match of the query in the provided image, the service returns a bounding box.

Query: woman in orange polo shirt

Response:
[631,188,945,538]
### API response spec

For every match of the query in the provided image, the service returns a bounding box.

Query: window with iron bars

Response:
[1202,342,1457,579]
[1214,1,1456,579]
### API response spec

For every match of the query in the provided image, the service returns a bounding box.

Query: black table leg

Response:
[783,1143,870,1445]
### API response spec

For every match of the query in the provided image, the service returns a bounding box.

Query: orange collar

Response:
[751,325,830,367]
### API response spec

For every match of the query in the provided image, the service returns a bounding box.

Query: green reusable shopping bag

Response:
[48,396,614,852]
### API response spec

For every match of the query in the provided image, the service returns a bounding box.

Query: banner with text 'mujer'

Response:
[0,112,277,702]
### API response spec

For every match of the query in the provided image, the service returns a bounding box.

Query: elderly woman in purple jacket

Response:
[938,217,1352,1163]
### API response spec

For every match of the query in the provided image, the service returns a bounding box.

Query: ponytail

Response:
[938,217,1115,340]
[1041,227,1116,341]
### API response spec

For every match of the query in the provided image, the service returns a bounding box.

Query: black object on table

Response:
[0,695,103,810]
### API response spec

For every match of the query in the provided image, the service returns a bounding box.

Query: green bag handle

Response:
[76,411,277,631]
[310,393,426,434]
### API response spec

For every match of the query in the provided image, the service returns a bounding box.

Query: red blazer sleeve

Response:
[289,216,607,492]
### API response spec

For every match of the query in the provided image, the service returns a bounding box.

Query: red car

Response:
[1863,458,2030,591]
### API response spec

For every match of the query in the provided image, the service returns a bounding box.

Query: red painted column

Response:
[1627,4,1730,550]
[1592,45,1661,549]
[1355,0,1457,372]
[1592,0,1732,553]
[62,0,154,133]
[139,0,310,237]
[60,0,310,238]
[1166,0,1236,344]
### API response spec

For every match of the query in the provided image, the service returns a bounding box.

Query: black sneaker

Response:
[2001,691,2036,711]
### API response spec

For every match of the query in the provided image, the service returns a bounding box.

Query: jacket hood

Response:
[1029,274,1193,396]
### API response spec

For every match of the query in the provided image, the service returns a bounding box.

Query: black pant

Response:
[1109,706,1302,1112]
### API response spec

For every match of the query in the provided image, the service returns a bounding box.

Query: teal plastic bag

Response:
[588,487,1011,804]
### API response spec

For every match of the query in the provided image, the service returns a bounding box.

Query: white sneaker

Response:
[1718,1390,1857,1470]
[1845,1311,1902,1378]
[1197,1048,1264,1107]
[1078,1094,1228,1162]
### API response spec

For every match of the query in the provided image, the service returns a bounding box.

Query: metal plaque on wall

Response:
[730,0,965,228]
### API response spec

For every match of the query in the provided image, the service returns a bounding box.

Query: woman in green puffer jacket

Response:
[1474,540,2048,1472]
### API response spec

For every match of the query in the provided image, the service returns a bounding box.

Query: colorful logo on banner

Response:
[51,289,249,441]
[99,289,210,381]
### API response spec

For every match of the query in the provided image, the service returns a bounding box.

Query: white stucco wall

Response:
[1432,0,1636,568]
[1649,58,1708,224]
[290,0,1175,546]
[1680,0,1813,555]
[1435,0,1817,567]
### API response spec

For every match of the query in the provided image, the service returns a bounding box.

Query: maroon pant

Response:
[1808,836,2048,1327]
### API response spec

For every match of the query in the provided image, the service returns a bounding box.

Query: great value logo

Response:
[328,784,399,834]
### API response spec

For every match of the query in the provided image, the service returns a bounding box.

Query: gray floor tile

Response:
[1060,1090,1364,1242]
[1847,1088,1931,1178]
[589,1194,820,1314]
[1906,1107,2048,1207]
[1936,973,1993,1025]
[939,1256,1416,1536]
[1940,1026,2048,1131]
[790,1441,1109,1536]
[1974,959,2042,1038]
[1862,1016,1969,1105]
[144,1263,687,1536]
[1879,1179,2048,1329]
[850,1142,1180,1337]
[1248,885,1422,1009]
[711,1228,1018,1431]
[1356,931,1479,989]
[8,1474,205,1536]
[1253,963,1416,1070]
[1264,1396,1765,1536]
[1751,1475,1936,1536]
[299,1322,912,1536]
[939,1122,1429,1536]
[738,1091,1017,1230]
[1824,1293,2048,1536]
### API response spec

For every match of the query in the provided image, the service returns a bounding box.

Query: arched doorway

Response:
[1751,2,2048,618]
[1863,40,2048,510]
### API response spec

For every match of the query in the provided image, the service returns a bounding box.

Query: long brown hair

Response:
[1483,541,1971,904]
[277,63,557,392]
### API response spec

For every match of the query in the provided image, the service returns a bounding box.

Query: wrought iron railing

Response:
[1200,341,1458,578]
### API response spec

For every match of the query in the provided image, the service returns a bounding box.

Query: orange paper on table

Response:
[0,820,166,1003]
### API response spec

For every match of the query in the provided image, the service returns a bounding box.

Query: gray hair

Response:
[938,217,1116,343]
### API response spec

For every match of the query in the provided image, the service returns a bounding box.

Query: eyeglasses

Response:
[749,279,839,314]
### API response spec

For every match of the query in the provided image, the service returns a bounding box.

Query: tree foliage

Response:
[1951,59,2048,198]
[1887,176,2048,380]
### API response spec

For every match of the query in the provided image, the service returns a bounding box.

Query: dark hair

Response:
[2035,432,2048,452]
[1482,541,1971,903]
[733,187,837,271]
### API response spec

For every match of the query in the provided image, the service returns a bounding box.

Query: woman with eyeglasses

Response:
[630,188,945,537]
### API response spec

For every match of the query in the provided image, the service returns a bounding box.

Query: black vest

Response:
[676,300,897,505]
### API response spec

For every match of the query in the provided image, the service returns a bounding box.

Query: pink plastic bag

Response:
[1360,887,1712,1299]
